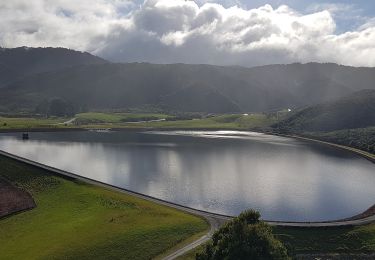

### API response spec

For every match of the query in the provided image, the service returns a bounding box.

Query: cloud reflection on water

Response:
[0,131,374,221]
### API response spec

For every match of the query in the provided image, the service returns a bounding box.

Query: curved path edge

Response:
[272,132,375,164]
[0,148,374,260]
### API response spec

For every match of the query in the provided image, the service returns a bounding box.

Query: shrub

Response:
[197,210,290,260]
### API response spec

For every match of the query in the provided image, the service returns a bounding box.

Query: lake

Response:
[0,130,374,222]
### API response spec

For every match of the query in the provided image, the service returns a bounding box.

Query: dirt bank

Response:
[0,177,36,218]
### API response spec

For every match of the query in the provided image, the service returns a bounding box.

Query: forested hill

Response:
[0,47,107,87]
[1,47,375,113]
[274,89,375,132]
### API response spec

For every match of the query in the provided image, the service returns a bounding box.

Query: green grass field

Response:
[118,113,277,129]
[76,112,170,124]
[0,112,278,131]
[0,155,208,259]
[0,117,65,129]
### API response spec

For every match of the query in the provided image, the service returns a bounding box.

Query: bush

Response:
[196,210,290,260]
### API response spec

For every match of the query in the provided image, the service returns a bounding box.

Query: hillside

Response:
[1,47,375,113]
[0,47,107,87]
[0,63,259,113]
[274,89,375,132]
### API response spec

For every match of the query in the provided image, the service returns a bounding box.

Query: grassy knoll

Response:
[0,155,208,259]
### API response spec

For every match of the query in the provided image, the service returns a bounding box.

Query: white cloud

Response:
[1,0,375,67]
[0,0,133,52]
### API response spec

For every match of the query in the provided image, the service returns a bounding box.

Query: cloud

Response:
[1,0,375,67]
[306,3,368,32]
[0,0,133,52]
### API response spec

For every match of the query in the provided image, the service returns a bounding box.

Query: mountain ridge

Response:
[1,47,375,113]
[0,47,107,87]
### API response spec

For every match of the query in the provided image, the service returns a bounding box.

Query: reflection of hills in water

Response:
[0,131,374,222]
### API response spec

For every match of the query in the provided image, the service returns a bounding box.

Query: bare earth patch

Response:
[0,177,36,218]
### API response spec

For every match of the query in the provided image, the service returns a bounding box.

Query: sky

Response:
[1,0,375,67]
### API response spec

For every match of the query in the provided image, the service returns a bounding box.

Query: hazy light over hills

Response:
[1,48,375,114]
[0,0,375,67]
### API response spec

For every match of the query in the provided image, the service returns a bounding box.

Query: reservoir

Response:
[0,130,374,221]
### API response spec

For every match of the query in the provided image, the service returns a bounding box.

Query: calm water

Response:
[0,130,374,221]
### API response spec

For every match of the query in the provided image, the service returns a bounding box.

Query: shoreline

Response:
[0,127,375,223]
[2,126,373,162]
[1,128,374,259]
[0,128,374,224]
[273,132,375,164]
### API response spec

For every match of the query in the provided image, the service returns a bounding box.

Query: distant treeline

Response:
[35,98,86,117]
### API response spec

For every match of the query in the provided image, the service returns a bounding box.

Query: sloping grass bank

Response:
[0,155,208,259]
[274,224,375,253]
[178,224,375,259]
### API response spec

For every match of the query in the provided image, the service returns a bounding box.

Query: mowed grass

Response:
[0,155,208,259]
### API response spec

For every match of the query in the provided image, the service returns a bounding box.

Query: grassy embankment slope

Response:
[274,225,375,253]
[0,155,208,259]
[178,224,375,259]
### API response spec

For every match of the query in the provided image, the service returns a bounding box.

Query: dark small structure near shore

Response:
[22,133,29,140]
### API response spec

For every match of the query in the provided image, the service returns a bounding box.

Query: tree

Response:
[48,98,72,116]
[196,210,290,260]
[35,98,76,117]
[35,99,50,116]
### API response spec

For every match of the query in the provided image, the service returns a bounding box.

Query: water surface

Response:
[0,130,374,221]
